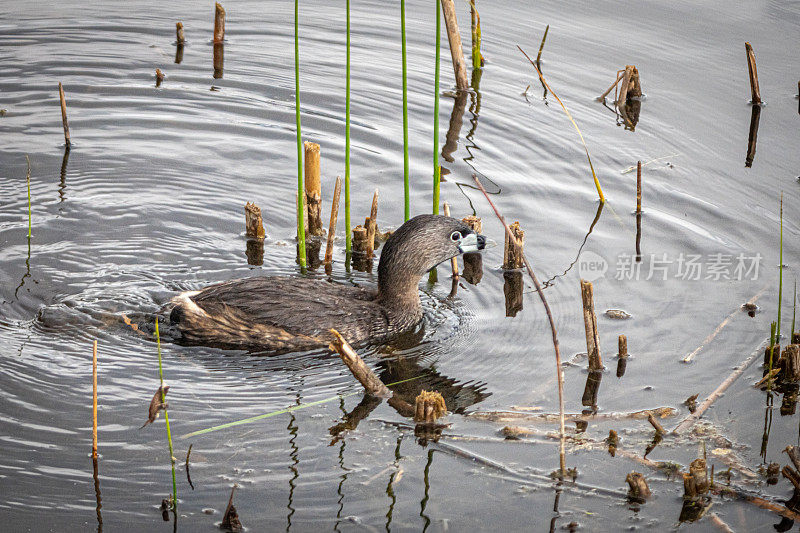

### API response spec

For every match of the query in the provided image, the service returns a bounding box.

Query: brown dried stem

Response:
[324,176,342,268]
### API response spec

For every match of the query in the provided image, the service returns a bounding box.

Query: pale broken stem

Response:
[518,46,605,203]
[672,338,769,435]
[682,287,766,363]
[473,174,566,476]
[329,329,389,397]
[324,176,342,266]
[468,406,676,424]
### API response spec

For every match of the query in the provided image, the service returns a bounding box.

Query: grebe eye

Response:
[450,231,462,242]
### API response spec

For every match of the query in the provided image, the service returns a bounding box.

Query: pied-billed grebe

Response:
[166,214,485,352]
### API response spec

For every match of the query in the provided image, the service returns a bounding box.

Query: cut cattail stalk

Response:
[683,458,709,498]
[58,82,71,148]
[365,190,378,257]
[636,161,642,213]
[580,279,603,370]
[502,221,524,270]
[175,22,185,44]
[414,390,447,424]
[244,202,265,239]
[617,65,641,105]
[618,335,628,358]
[352,224,370,260]
[745,42,761,104]
[626,472,651,502]
[647,413,665,435]
[440,0,469,91]
[461,215,483,285]
[329,329,390,397]
[155,68,164,87]
[92,340,98,459]
[303,142,323,237]
[443,203,458,277]
[324,176,342,270]
[213,3,226,43]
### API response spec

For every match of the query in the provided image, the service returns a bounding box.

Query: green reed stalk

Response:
[401,0,410,221]
[25,155,31,238]
[470,1,481,69]
[344,0,352,252]
[154,318,177,509]
[432,0,441,215]
[777,194,784,342]
[294,0,307,268]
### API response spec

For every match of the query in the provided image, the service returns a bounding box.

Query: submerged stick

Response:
[443,203,458,277]
[745,42,761,104]
[304,142,323,237]
[473,175,566,476]
[58,82,71,148]
[518,47,605,203]
[324,176,342,268]
[580,280,603,370]
[440,0,469,91]
[329,329,390,397]
[92,340,98,459]
[673,338,768,434]
[536,24,549,64]
[213,3,225,43]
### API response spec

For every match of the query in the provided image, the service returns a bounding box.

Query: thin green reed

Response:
[25,155,31,238]
[432,0,441,215]
[154,318,177,508]
[401,0,410,220]
[295,0,307,268]
[777,194,784,342]
[345,0,352,251]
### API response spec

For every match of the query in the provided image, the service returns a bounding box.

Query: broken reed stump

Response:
[213,2,226,43]
[765,343,780,367]
[440,0,469,91]
[503,271,524,317]
[329,329,390,397]
[58,82,71,148]
[352,225,369,255]
[683,458,710,498]
[636,161,642,213]
[745,104,761,167]
[244,202,265,239]
[782,345,800,382]
[303,142,323,237]
[581,370,602,408]
[414,390,447,424]
[502,221,524,270]
[580,279,603,370]
[607,430,619,456]
[221,485,242,532]
[618,335,628,358]
[155,68,164,87]
[745,42,761,104]
[617,65,642,105]
[213,42,224,79]
[626,472,651,503]
[324,176,342,270]
[461,216,483,285]
[443,203,458,277]
[92,340,98,459]
[366,190,378,257]
[175,22,185,44]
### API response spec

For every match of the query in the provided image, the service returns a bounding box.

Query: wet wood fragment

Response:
[176,22,185,44]
[684,393,698,413]
[323,176,342,272]
[617,65,641,104]
[303,142,323,237]
[501,426,535,440]
[366,190,379,257]
[329,329,389,398]
[607,429,618,456]
[781,345,800,381]
[647,413,665,435]
[580,279,603,370]
[618,335,628,358]
[683,458,709,498]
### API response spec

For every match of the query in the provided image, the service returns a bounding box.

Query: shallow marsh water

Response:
[1,0,800,530]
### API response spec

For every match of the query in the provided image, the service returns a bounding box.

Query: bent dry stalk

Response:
[472,175,566,477]
[154,318,177,509]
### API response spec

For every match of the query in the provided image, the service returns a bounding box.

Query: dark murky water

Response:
[2,0,800,530]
